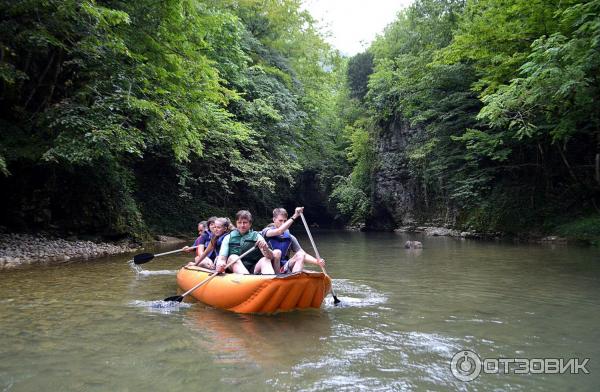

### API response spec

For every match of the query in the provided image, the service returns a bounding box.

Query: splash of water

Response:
[136,269,178,276]
[130,300,191,314]
[322,279,387,309]
[128,260,144,274]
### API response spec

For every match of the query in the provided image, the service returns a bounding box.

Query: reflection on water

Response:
[1,232,599,391]
[184,306,333,369]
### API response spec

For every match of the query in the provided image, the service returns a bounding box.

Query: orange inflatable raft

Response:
[176,266,332,314]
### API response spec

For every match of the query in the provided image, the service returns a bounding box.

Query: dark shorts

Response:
[279,259,291,274]
[242,259,260,274]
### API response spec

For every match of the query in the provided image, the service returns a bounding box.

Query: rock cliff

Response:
[366,117,420,230]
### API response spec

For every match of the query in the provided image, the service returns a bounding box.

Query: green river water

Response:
[1,232,599,391]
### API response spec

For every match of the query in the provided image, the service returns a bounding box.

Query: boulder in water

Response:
[404,240,423,249]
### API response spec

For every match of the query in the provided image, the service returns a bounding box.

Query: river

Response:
[1,232,598,391]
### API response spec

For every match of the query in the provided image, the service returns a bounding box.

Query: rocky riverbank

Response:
[347,224,570,243]
[395,226,569,243]
[395,226,493,238]
[0,233,142,269]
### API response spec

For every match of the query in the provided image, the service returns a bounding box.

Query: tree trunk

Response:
[557,143,578,185]
[36,48,63,114]
[24,51,56,109]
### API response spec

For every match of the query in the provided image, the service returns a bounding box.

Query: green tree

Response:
[0,0,343,235]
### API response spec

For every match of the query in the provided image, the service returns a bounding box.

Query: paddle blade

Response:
[333,295,341,305]
[163,295,184,302]
[133,253,155,265]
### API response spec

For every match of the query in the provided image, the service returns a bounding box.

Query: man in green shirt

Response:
[216,210,275,274]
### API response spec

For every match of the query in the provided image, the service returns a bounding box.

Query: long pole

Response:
[299,213,341,304]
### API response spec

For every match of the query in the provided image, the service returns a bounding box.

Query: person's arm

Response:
[215,234,231,272]
[195,244,205,259]
[256,234,274,259]
[193,233,223,265]
[290,234,302,253]
[264,207,304,237]
[193,232,210,259]
[183,235,202,253]
[193,242,214,265]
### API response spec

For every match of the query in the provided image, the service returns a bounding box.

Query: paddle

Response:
[132,245,198,265]
[299,213,341,305]
[163,246,257,302]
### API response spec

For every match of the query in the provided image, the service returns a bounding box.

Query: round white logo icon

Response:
[451,350,482,381]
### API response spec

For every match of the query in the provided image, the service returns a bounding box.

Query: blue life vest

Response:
[194,232,223,260]
[207,234,225,259]
[202,231,213,248]
[262,228,292,263]
[192,235,203,247]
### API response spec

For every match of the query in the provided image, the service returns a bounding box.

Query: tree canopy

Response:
[332,0,599,237]
[0,0,345,237]
[1,0,598,241]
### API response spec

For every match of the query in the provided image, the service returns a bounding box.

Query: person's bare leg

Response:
[227,255,250,274]
[271,249,282,273]
[198,258,215,269]
[290,250,306,273]
[254,257,275,274]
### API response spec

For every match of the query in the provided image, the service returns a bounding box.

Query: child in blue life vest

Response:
[186,217,232,269]
[261,207,325,274]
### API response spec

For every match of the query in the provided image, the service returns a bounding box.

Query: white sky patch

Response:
[302,0,414,56]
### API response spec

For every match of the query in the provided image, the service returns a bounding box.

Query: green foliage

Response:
[330,175,370,224]
[476,0,600,146]
[366,0,487,211]
[5,0,596,238]
[329,110,373,224]
[346,51,373,100]
[555,215,600,245]
[336,0,599,234]
[451,0,600,223]
[0,0,344,236]
[326,51,379,225]
[440,0,578,95]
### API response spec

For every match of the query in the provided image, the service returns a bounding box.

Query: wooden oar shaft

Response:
[300,214,321,260]
[155,245,198,258]
[179,246,257,298]
[299,213,340,303]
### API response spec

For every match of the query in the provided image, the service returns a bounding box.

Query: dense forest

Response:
[337,0,600,243]
[0,0,348,238]
[1,0,599,243]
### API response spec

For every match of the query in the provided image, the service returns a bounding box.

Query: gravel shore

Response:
[0,233,141,269]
